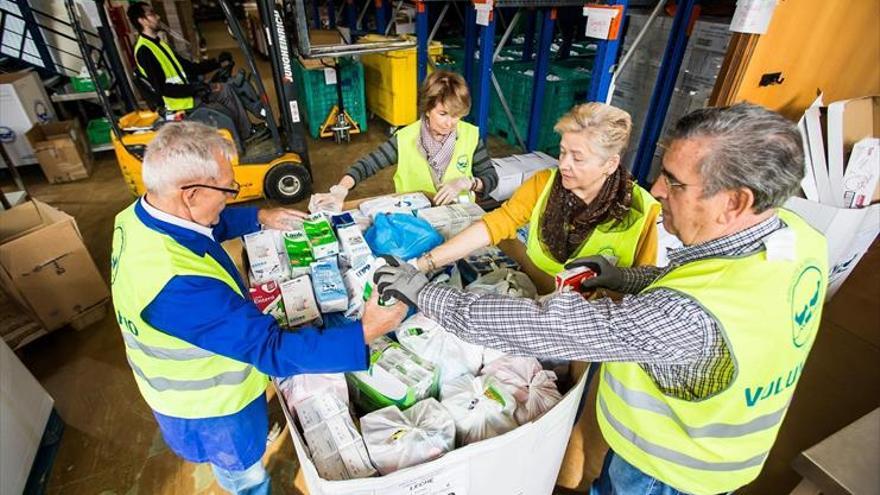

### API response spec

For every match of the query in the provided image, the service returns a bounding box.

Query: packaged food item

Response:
[282,229,314,276]
[395,313,483,384]
[416,203,485,239]
[346,336,439,413]
[341,256,378,318]
[555,265,598,295]
[336,224,373,268]
[280,275,322,327]
[304,214,340,259]
[358,193,431,218]
[440,374,518,446]
[275,373,348,409]
[310,257,348,313]
[481,356,563,425]
[249,280,288,327]
[335,209,372,231]
[296,394,376,480]
[393,192,432,211]
[460,246,521,277]
[360,398,455,475]
[244,230,289,284]
[330,212,356,229]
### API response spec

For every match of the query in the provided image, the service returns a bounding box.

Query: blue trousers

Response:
[590,450,690,495]
[211,460,270,495]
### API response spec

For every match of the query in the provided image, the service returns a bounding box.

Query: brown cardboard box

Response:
[25,120,93,184]
[0,200,109,337]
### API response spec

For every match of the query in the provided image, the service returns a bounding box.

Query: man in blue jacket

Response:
[111,121,404,494]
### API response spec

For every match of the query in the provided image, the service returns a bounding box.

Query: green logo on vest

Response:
[790,265,822,348]
[455,155,468,173]
[111,226,125,285]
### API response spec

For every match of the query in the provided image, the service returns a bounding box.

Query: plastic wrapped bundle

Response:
[360,398,455,475]
[440,374,518,446]
[295,394,376,480]
[482,356,563,425]
[395,313,483,384]
[465,267,538,299]
[276,373,348,409]
[347,336,439,413]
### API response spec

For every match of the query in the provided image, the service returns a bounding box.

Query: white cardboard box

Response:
[0,71,55,167]
[281,364,590,495]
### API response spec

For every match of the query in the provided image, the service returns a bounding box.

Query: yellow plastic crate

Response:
[359,35,443,127]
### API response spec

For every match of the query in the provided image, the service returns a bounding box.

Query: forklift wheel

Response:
[264,162,311,204]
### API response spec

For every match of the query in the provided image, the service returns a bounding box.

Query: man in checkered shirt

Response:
[374,103,828,495]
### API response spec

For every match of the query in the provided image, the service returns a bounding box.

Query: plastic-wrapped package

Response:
[244,230,290,283]
[395,313,483,384]
[360,398,455,475]
[416,203,486,239]
[276,373,349,409]
[280,275,322,327]
[347,336,439,413]
[481,356,563,425]
[465,267,538,299]
[296,394,376,480]
[249,280,287,327]
[440,374,518,446]
[359,193,432,219]
[310,257,348,313]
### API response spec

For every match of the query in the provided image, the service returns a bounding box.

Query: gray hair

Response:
[141,121,235,196]
[668,103,804,212]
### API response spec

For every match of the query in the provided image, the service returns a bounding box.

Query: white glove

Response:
[308,184,348,214]
[434,177,475,205]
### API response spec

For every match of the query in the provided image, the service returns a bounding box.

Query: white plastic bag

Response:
[395,313,483,384]
[276,373,349,410]
[465,267,538,299]
[440,374,518,446]
[295,394,376,480]
[360,398,456,475]
[481,356,563,425]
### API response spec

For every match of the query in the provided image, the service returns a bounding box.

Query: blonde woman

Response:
[311,70,498,209]
[413,102,660,276]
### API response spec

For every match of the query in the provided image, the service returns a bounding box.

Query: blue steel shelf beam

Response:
[474,6,496,140]
[585,0,628,103]
[631,0,699,185]
[525,7,556,150]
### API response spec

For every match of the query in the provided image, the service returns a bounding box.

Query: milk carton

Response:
[296,394,376,480]
[280,275,322,327]
[310,257,348,313]
[249,280,288,327]
[282,229,314,276]
[304,215,339,259]
[244,230,289,283]
[342,257,377,318]
[336,224,373,268]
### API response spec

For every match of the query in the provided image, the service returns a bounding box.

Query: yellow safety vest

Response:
[597,209,828,494]
[525,168,659,275]
[111,202,267,419]
[134,35,195,111]
[394,120,480,200]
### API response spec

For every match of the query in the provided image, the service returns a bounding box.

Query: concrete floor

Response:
[7,21,879,495]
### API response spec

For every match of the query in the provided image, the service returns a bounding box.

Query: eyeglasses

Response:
[659,170,691,191]
[180,181,240,198]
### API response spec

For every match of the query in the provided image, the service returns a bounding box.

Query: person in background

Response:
[127,2,254,140]
[311,70,498,209]
[111,121,405,495]
[372,103,828,495]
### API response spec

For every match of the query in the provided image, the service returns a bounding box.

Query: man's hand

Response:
[373,255,429,309]
[210,82,222,93]
[433,177,475,205]
[361,291,407,343]
[258,207,308,230]
[564,255,623,291]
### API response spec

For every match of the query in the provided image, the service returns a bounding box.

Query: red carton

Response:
[249,280,288,327]
[554,266,598,296]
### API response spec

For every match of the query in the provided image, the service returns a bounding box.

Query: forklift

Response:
[65,0,313,204]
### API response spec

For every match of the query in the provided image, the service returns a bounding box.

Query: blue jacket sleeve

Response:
[213,206,261,243]
[141,275,369,376]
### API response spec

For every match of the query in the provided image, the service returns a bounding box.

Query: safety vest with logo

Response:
[110,203,268,419]
[597,209,828,494]
[134,36,195,111]
[526,168,660,275]
[394,120,480,200]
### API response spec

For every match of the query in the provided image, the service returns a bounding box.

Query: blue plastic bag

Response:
[365,213,443,259]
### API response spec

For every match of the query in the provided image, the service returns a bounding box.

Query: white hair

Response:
[141,121,235,196]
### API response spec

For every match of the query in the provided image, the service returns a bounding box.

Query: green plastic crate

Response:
[87,117,112,145]
[72,70,110,93]
[292,58,368,139]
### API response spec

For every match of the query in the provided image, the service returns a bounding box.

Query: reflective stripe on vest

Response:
[134,36,194,111]
[394,120,480,199]
[111,202,268,419]
[525,168,659,275]
[597,209,828,494]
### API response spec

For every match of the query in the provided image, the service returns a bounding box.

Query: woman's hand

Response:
[434,177,475,205]
[308,184,349,213]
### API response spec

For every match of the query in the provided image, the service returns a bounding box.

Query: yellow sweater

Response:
[482,169,660,266]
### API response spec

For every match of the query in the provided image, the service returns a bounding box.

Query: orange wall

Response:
[732,0,880,119]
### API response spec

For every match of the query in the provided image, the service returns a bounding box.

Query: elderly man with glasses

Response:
[372,103,829,495]
[111,121,405,495]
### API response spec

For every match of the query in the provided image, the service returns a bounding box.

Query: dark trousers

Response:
[204,82,252,139]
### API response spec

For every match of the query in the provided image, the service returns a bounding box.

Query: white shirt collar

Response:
[140,196,215,240]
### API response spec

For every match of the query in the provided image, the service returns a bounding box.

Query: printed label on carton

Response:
[244,230,289,283]
[249,280,288,327]
[304,215,340,259]
[280,275,322,327]
[282,229,314,276]
[310,257,348,313]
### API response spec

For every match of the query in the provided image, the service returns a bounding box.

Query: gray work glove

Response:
[372,255,429,310]
[564,255,623,291]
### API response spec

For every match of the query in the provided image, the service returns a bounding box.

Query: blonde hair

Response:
[418,70,471,118]
[554,102,632,158]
